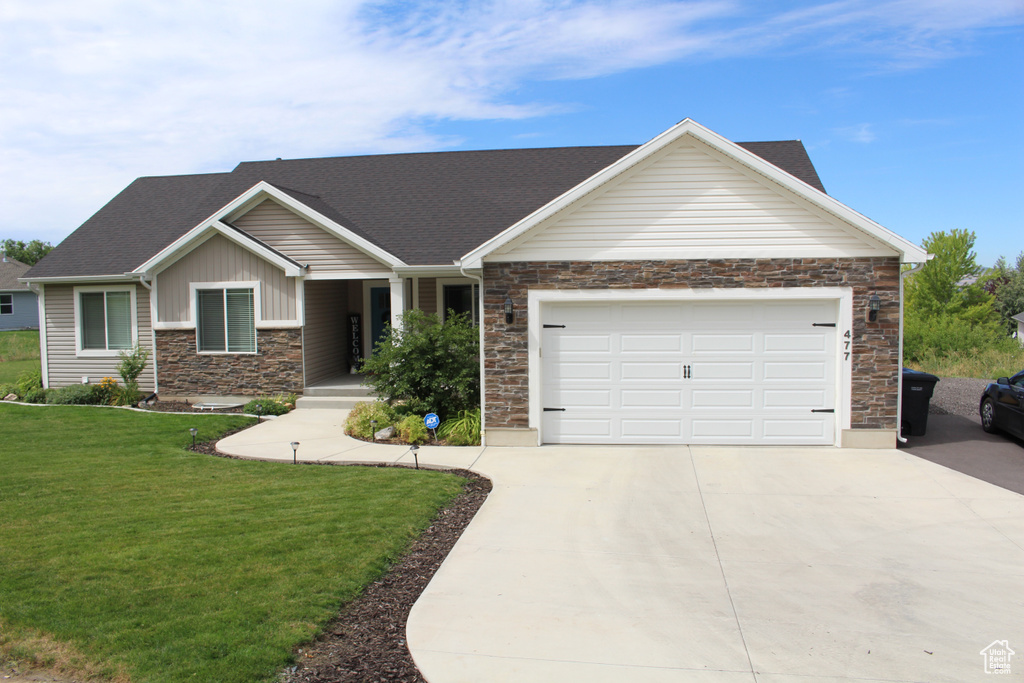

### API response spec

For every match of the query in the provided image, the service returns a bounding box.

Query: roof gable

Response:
[462,119,928,267]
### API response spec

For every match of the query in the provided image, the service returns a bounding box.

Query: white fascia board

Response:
[460,118,929,267]
[221,181,406,269]
[392,264,466,277]
[135,220,303,277]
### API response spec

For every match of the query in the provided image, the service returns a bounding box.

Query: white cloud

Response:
[836,123,877,143]
[0,0,1020,243]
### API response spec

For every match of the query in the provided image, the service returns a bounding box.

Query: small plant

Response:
[344,401,399,440]
[242,395,293,416]
[14,369,42,398]
[0,382,17,398]
[94,377,120,405]
[397,414,430,445]
[23,387,48,404]
[45,384,97,405]
[437,408,481,446]
[117,344,150,396]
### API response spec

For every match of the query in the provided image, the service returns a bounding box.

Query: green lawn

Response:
[0,405,466,682]
[0,330,40,384]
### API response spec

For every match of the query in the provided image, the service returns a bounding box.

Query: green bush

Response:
[360,309,479,420]
[0,383,17,398]
[23,388,48,404]
[437,408,481,446]
[344,401,399,440]
[903,310,1018,363]
[45,384,99,405]
[242,394,295,416]
[117,344,150,396]
[397,414,430,445]
[15,369,42,397]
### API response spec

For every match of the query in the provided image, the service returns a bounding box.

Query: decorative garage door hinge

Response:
[811,408,835,413]
[543,324,566,328]
[544,407,566,412]
[812,322,837,327]
[683,365,692,379]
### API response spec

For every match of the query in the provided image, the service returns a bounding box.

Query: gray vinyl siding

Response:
[234,200,390,275]
[302,281,348,386]
[418,278,437,314]
[0,290,39,329]
[43,283,155,391]
[156,234,296,323]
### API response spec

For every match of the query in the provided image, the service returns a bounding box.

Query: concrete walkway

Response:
[219,413,1024,682]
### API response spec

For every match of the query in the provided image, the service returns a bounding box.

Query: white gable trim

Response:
[460,119,929,267]
[134,181,405,278]
[135,220,304,278]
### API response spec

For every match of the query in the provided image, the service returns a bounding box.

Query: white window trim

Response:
[0,293,12,315]
[190,281,260,355]
[435,278,480,324]
[73,285,139,357]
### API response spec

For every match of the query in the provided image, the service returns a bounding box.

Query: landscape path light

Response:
[189,427,198,449]
[410,444,420,470]
[291,441,300,464]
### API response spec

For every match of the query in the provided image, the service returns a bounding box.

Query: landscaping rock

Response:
[374,426,395,440]
[3,393,17,401]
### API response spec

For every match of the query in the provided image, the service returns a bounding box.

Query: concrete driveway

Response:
[220,414,1024,682]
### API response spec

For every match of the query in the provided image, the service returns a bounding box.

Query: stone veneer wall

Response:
[155,328,303,396]
[482,258,901,432]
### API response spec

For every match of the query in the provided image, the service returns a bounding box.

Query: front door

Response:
[370,286,391,353]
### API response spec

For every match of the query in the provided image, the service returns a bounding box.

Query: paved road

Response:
[902,413,1024,495]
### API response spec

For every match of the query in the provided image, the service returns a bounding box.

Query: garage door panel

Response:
[620,362,682,380]
[694,362,754,381]
[541,300,837,445]
[763,361,827,381]
[763,389,827,408]
[621,390,683,408]
[692,334,753,353]
[763,333,827,353]
[620,334,682,353]
[691,390,754,408]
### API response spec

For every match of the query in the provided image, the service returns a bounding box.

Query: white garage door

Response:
[541,300,838,445]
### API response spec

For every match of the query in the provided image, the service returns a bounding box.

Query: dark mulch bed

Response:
[187,439,491,682]
[139,400,245,413]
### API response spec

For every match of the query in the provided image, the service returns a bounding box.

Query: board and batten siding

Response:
[233,200,390,275]
[418,277,437,314]
[493,139,898,262]
[156,234,296,324]
[303,281,348,386]
[43,283,155,391]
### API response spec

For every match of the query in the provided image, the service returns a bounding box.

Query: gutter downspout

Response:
[460,262,486,447]
[137,274,158,395]
[897,262,925,444]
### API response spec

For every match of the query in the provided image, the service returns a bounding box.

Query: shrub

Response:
[93,377,120,405]
[397,414,430,445]
[112,385,143,407]
[23,387,48,404]
[15,369,42,397]
[242,394,296,416]
[359,309,479,420]
[437,408,481,446]
[903,310,1018,363]
[117,345,150,396]
[0,382,17,399]
[344,401,399,440]
[45,384,98,405]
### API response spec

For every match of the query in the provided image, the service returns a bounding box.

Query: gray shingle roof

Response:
[0,256,31,290]
[26,141,826,278]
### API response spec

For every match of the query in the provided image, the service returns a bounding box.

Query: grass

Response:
[0,330,41,384]
[0,405,466,683]
[906,346,1024,379]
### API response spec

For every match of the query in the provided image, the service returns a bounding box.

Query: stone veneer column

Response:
[482,257,901,442]
[155,328,304,396]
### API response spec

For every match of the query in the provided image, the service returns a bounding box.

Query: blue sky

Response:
[1,0,1021,266]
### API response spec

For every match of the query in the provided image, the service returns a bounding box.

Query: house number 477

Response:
[844,329,851,361]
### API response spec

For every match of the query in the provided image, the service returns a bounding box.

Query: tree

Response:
[904,229,1000,327]
[1,239,54,266]
[359,309,479,420]
[987,252,1024,335]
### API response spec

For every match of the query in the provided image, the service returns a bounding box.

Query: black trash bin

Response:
[901,368,940,436]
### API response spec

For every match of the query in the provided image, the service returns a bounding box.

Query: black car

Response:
[980,370,1024,440]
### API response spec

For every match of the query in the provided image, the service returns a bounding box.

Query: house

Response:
[0,255,39,330]
[1013,311,1024,347]
[23,119,928,448]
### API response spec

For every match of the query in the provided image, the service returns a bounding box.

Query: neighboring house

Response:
[24,119,928,448]
[0,254,39,330]
[1013,312,1024,347]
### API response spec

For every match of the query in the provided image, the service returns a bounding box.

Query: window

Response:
[0,293,11,315]
[79,290,133,351]
[439,282,480,325]
[197,287,255,353]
